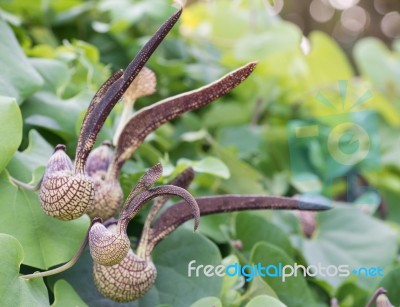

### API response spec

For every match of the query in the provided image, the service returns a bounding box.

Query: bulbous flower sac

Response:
[39,145,94,220]
[86,175,123,220]
[85,142,124,220]
[85,141,113,176]
[93,248,157,302]
[89,223,130,266]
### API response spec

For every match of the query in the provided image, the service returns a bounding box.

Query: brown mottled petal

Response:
[74,7,182,174]
[118,185,200,232]
[143,167,194,226]
[75,70,123,173]
[138,167,195,258]
[149,195,331,247]
[109,61,258,178]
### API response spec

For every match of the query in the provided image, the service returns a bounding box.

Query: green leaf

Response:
[29,58,70,94]
[298,207,397,288]
[0,96,22,173]
[335,282,369,307]
[251,242,316,307]
[377,266,400,305]
[244,276,279,302]
[152,228,223,306]
[22,90,92,143]
[204,102,250,128]
[7,130,53,183]
[306,31,354,86]
[196,214,231,244]
[190,297,222,307]
[217,126,262,160]
[354,38,400,97]
[182,1,250,44]
[0,171,90,269]
[213,145,266,194]
[245,295,287,307]
[177,157,230,179]
[234,23,301,62]
[0,234,49,307]
[220,255,242,306]
[0,19,43,104]
[234,212,294,259]
[52,280,87,307]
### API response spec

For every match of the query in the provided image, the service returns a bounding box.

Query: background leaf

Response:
[52,280,87,307]
[234,212,294,259]
[245,295,287,307]
[298,207,397,288]
[0,96,22,173]
[0,171,90,269]
[0,19,43,104]
[251,242,317,307]
[190,297,222,307]
[0,234,49,307]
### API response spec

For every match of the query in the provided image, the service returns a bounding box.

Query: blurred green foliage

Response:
[0,0,400,306]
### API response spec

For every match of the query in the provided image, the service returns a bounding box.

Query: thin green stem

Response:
[10,176,41,191]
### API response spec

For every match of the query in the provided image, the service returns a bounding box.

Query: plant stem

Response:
[10,176,41,191]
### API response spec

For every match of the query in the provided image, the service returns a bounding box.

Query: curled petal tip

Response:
[248,61,258,67]
[241,61,258,72]
[193,210,200,231]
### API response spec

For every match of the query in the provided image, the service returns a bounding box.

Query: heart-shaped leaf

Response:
[0,234,48,306]
[0,170,90,269]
